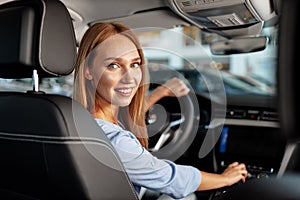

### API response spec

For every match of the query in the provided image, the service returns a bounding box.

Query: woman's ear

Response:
[84,67,93,80]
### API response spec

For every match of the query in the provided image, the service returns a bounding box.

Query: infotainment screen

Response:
[217,126,286,172]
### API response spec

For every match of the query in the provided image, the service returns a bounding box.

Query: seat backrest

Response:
[0,0,138,199]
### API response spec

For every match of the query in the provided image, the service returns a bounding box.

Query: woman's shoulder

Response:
[94,118,144,155]
[94,118,122,131]
[94,118,138,142]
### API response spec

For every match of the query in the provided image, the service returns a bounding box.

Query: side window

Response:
[0,73,74,96]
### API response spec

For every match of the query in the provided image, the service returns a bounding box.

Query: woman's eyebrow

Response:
[104,57,118,61]
[104,57,141,62]
[131,57,141,62]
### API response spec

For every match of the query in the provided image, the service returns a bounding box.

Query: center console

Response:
[209,120,286,199]
[216,125,285,177]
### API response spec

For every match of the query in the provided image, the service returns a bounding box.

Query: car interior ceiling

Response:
[0,0,300,200]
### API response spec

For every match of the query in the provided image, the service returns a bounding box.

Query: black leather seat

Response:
[0,0,138,199]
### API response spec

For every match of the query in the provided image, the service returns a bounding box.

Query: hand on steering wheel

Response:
[146,91,200,161]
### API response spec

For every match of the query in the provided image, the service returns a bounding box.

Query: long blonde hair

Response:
[73,22,148,148]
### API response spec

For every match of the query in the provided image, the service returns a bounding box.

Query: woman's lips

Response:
[115,88,133,96]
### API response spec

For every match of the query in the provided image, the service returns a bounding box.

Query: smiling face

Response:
[85,34,142,110]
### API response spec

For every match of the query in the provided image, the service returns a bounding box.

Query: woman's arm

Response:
[197,162,248,191]
[145,77,190,112]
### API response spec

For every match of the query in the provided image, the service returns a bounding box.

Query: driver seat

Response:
[0,0,138,199]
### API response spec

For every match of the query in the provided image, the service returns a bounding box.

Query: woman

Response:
[73,22,248,199]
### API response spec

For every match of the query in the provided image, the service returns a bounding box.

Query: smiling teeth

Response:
[117,88,132,93]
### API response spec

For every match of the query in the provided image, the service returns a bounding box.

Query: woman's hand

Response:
[159,77,190,97]
[221,162,248,186]
[145,77,190,112]
[197,162,248,191]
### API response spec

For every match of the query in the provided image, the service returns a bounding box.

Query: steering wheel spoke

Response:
[146,94,200,161]
[149,132,171,152]
[149,114,185,152]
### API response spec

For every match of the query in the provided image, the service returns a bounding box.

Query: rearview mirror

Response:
[210,36,268,55]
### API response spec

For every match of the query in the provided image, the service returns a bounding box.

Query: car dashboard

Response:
[199,94,285,199]
[154,91,286,199]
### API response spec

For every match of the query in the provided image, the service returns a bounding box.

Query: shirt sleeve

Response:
[110,129,202,199]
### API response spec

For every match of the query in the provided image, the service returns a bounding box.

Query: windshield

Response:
[0,25,277,98]
[139,25,277,97]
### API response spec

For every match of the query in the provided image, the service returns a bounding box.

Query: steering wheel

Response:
[146,92,199,161]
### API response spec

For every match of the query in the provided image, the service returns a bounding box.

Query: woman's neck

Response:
[93,104,119,125]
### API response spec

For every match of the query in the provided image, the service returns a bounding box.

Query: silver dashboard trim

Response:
[207,118,279,128]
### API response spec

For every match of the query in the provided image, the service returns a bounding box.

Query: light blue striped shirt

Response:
[95,118,201,199]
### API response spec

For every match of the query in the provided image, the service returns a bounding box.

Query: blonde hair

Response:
[73,22,148,148]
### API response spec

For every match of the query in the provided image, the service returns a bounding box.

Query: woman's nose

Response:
[120,68,135,83]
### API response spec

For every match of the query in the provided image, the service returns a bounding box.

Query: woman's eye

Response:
[107,63,119,69]
[132,62,140,68]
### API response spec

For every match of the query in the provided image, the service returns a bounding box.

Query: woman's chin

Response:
[112,99,132,107]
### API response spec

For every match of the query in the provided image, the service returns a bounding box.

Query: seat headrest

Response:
[0,0,76,78]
